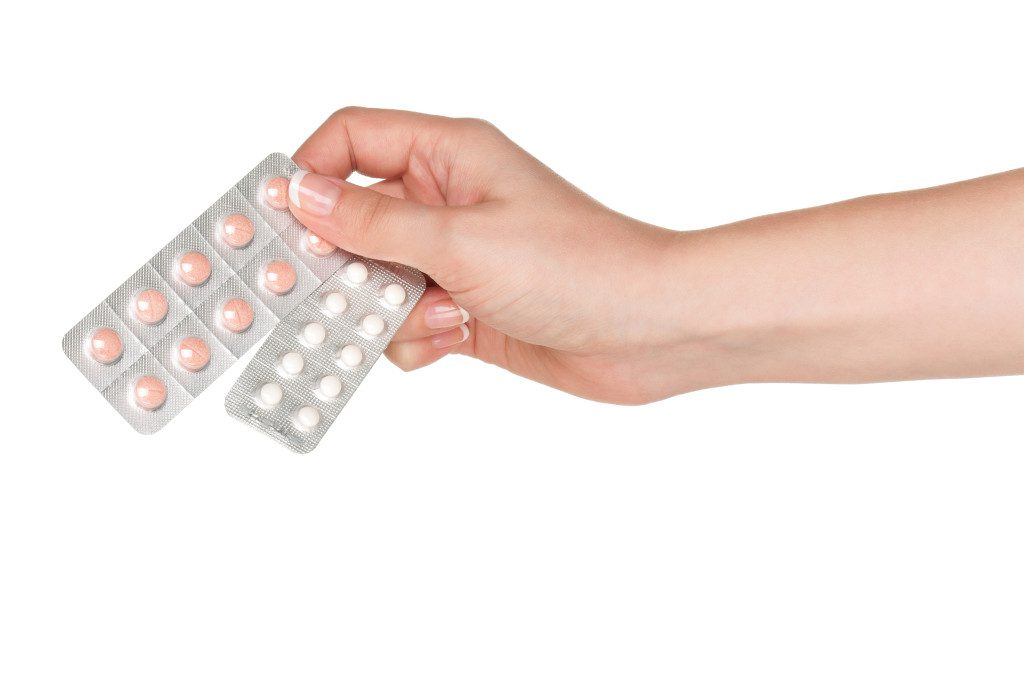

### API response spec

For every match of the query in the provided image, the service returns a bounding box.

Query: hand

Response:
[288,108,1024,402]
[287,107,695,404]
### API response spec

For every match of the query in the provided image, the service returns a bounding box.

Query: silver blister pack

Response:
[62,153,336,433]
[224,258,426,453]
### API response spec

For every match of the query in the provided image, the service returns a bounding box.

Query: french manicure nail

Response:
[425,302,470,329]
[289,170,341,216]
[431,323,470,349]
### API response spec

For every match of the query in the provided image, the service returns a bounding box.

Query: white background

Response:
[2,1,1022,677]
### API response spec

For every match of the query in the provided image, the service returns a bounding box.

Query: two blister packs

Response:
[63,153,424,451]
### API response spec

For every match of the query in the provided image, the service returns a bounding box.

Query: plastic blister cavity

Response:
[225,258,426,453]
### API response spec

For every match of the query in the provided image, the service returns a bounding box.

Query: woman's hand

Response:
[288,107,1024,403]
[288,107,698,404]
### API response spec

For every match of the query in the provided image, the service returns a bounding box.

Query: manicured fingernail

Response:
[431,323,470,349]
[289,170,341,216]
[424,301,470,329]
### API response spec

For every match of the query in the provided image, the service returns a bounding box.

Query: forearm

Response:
[669,168,1024,389]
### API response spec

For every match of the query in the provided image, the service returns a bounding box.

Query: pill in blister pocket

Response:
[133,289,169,325]
[133,375,167,411]
[220,213,254,248]
[177,336,210,372]
[305,230,337,256]
[221,298,254,333]
[177,251,212,287]
[323,291,347,315]
[361,314,385,337]
[264,260,297,295]
[337,344,363,368]
[280,351,304,376]
[302,322,326,346]
[295,405,321,430]
[264,177,290,210]
[89,327,124,364]
[346,262,368,284]
[259,382,283,407]
[383,283,406,306]
[317,375,343,399]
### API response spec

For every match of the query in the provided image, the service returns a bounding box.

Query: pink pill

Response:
[263,260,297,295]
[220,213,254,248]
[221,297,254,333]
[133,288,168,325]
[264,177,290,210]
[88,327,123,364]
[305,229,337,256]
[177,251,212,287]
[133,375,167,411]
[177,336,210,372]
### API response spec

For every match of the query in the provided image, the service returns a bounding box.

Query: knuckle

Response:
[329,105,367,123]
[344,190,392,244]
[458,116,501,136]
[362,190,393,232]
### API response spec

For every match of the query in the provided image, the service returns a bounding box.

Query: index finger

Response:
[293,107,456,180]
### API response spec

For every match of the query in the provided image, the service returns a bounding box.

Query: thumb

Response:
[287,170,450,271]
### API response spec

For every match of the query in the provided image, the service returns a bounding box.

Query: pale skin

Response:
[287,107,1024,405]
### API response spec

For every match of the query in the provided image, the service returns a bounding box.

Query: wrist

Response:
[642,226,770,395]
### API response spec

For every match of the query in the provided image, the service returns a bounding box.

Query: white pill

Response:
[318,375,343,399]
[296,405,321,429]
[280,351,304,376]
[302,321,327,346]
[346,261,369,284]
[338,344,363,368]
[323,291,348,315]
[383,283,407,306]
[259,382,283,408]
[361,314,385,337]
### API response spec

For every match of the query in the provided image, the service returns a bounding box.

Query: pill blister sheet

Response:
[224,259,426,453]
[62,153,363,434]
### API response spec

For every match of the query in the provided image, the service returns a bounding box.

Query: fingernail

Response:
[424,302,470,329]
[289,170,341,216]
[431,323,470,349]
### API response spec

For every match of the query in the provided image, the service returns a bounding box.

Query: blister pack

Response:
[63,153,352,433]
[224,259,425,453]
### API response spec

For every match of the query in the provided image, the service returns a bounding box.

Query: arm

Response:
[286,107,1024,403]
[670,170,1024,390]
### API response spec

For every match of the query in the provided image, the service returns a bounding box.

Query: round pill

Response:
[361,314,385,337]
[133,375,167,411]
[305,229,337,256]
[177,251,212,287]
[337,344,363,368]
[264,177,290,210]
[383,283,407,306]
[280,351,304,376]
[318,375,343,399]
[346,261,368,284]
[221,297,254,333]
[259,382,283,408]
[302,322,327,346]
[176,336,210,372]
[133,289,168,325]
[295,405,321,430]
[323,291,347,315]
[264,260,297,295]
[88,327,123,364]
[221,213,254,248]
